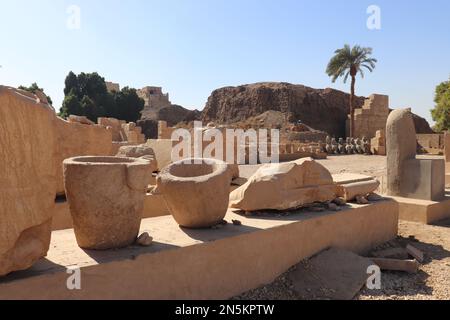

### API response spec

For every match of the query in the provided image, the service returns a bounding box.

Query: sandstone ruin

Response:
[386,109,445,201]
[64,156,152,250]
[230,158,340,211]
[347,94,390,139]
[157,159,231,228]
[0,86,56,276]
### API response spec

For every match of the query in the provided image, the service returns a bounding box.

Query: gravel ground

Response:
[234,154,450,300]
[233,219,450,300]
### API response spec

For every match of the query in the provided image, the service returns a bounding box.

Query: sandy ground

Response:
[235,154,450,300]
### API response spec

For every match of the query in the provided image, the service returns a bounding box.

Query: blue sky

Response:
[1,0,449,124]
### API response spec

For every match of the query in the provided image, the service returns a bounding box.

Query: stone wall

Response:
[138,86,171,119]
[0,86,56,276]
[98,117,145,144]
[416,134,445,155]
[347,94,390,139]
[158,121,176,139]
[55,118,114,194]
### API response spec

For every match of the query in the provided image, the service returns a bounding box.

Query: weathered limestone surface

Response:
[55,117,114,194]
[386,109,445,200]
[230,158,340,211]
[116,144,158,173]
[146,139,173,171]
[339,180,380,201]
[157,159,231,228]
[64,156,152,250]
[347,94,390,139]
[0,86,56,276]
[371,130,386,156]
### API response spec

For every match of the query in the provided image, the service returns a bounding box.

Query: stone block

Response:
[401,158,445,201]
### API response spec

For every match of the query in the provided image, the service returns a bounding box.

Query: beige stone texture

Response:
[63,156,152,250]
[116,144,158,173]
[97,117,145,144]
[145,139,174,171]
[0,86,56,276]
[230,158,340,211]
[347,94,390,139]
[158,121,176,139]
[416,133,445,155]
[55,117,114,194]
[157,159,231,228]
[386,109,445,201]
[67,115,94,125]
[371,130,386,155]
[0,201,399,299]
[392,192,450,224]
[339,180,380,201]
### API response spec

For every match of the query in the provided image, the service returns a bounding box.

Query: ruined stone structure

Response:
[97,117,146,154]
[138,86,171,119]
[347,94,390,139]
[106,81,120,93]
[416,133,445,155]
[157,159,231,228]
[230,158,340,211]
[158,120,176,139]
[0,86,56,276]
[64,156,152,250]
[386,109,445,201]
[371,130,386,156]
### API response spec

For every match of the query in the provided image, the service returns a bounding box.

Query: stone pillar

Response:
[386,109,417,196]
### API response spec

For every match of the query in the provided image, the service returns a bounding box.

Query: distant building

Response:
[137,86,172,119]
[106,82,120,93]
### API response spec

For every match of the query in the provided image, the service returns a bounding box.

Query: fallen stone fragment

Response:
[356,195,369,205]
[288,248,373,300]
[136,232,153,247]
[232,220,242,226]
[370,258,420,273]
[367,193,383,202]
[371,247,409,260]
[333,197,347,206]
[406,244,425,263]
[230,158,340,211]
[339,180,380,201]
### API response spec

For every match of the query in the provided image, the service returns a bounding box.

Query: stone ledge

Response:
[0,200,398,300]
[391,190,450,224]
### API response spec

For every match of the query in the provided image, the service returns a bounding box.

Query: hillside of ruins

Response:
[1,0,450,307]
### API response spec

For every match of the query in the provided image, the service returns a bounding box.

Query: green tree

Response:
[18,82,53,105]
[431,78,450,132]
[60,89,82,118]
[61,71,144,122]
[326,44,377,137]
[114,87,145,122]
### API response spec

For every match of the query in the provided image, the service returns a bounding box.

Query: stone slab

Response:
[0,200,398,299]
[288,248,373,300]
[332,173,375,185]
[401,158,445,201]
[391,191,450,224]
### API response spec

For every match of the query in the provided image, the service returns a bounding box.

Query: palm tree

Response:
[326,44,377,137]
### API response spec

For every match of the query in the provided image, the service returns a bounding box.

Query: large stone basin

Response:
[157,158,231,228]
[63,156,152,250]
